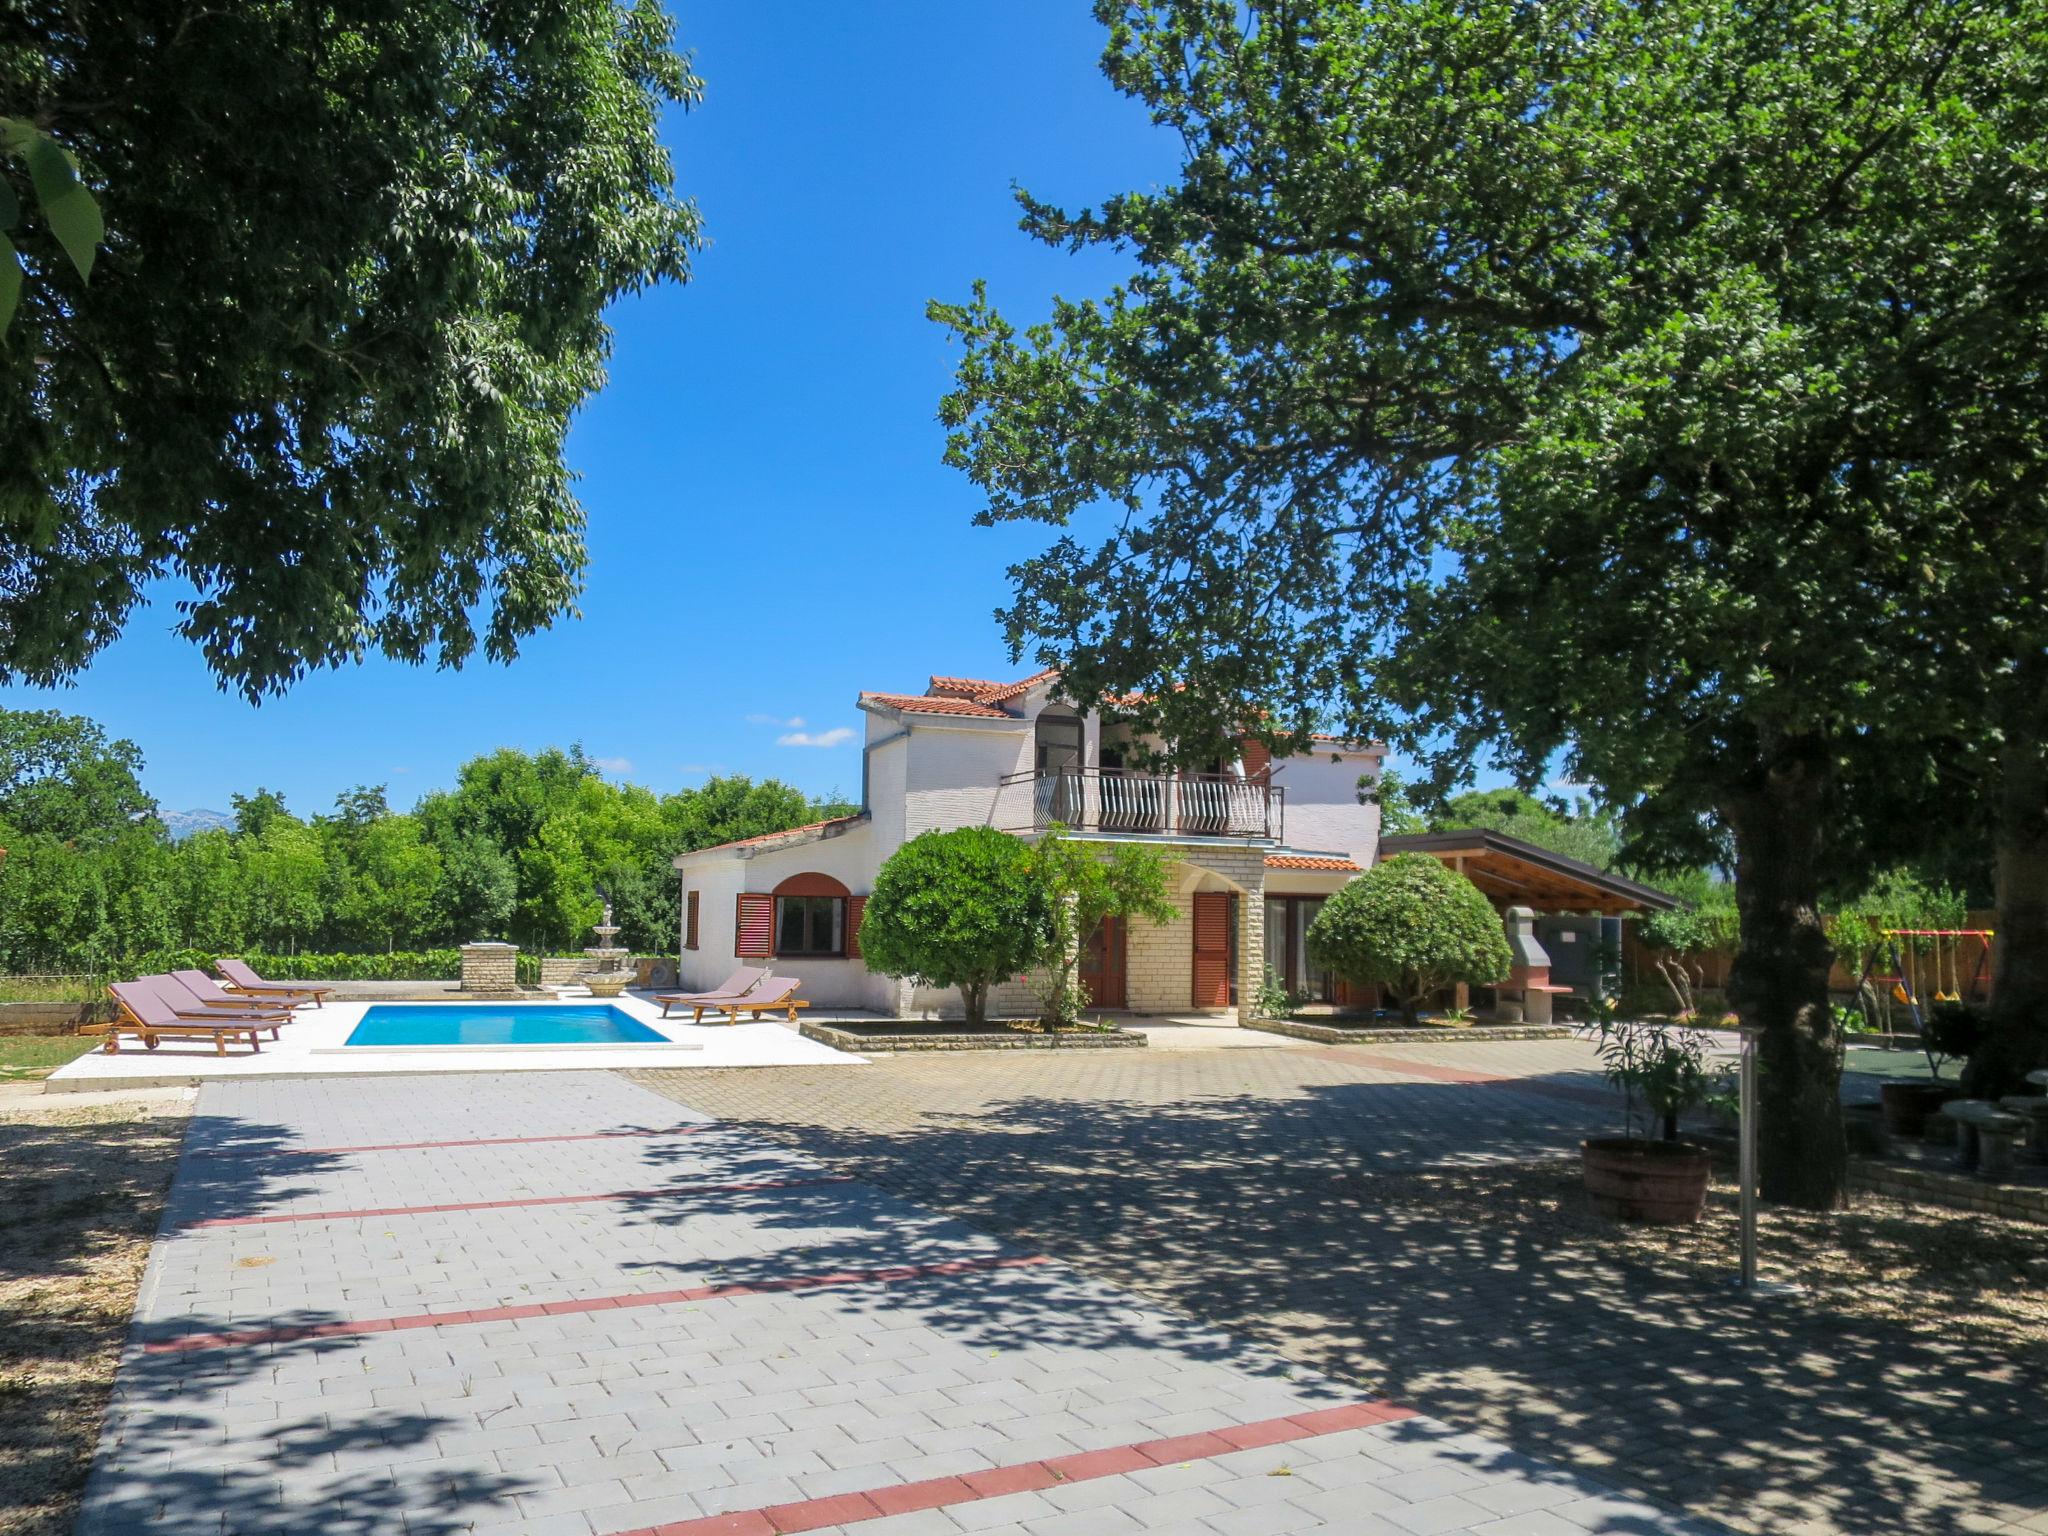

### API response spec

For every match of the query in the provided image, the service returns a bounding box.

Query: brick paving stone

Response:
[79,1068,1710,1536]
[633,1044,2047,1536]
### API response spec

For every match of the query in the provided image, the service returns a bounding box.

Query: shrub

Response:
[1306,853,1512,1024]
[858,828,1050,1024]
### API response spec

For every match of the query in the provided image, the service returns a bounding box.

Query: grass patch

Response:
[0,1037,98,1083]
[0,978,101,1006]
[0,1098,188,1535]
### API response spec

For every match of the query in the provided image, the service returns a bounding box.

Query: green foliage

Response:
[0,117,103,331]
[1435,790,1621,872]
[0,706,841,969]
[1828,867,1968,973]
[0,709,153,842]
[1027,825,1176,1028]
[126,949,463,983]
[859,828,1051,1024]
[1251,967,1303,1022]
[1363,767,1427,836]
[931,0,2048,1205]
[1306,854,1511,1025]
[0,2,701,699]
[1582,1019,1725,1142]
[1641,871,1740,957]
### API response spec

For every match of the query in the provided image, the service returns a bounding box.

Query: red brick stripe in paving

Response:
[141,1253,1050,1355]
[606,1400,1419,1535]
[180,1172,854,1230]
[237,1125,722,1158]
[1297,1046,1615,1107]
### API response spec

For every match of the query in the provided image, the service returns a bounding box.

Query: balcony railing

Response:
[992,768,1283,841]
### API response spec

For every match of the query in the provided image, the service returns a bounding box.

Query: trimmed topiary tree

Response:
[858,827,1050,1024]
[1307,854,1511,1025]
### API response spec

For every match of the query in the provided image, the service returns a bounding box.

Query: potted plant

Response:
[1579,1016,1717,1223]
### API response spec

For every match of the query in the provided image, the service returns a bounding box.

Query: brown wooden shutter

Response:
[845,895,866,958]
[684,891,700,950]
[1192,891,1231,1008]
[735,893,774,958]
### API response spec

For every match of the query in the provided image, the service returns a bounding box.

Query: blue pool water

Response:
[344,1004,666,1047]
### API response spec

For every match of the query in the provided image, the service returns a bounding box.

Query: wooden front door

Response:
[1081,916,1126,1009]
[1191,891,1237,1009]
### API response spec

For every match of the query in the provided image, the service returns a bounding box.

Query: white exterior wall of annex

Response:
[1271,746,1385,865]
[674,822,893,1011]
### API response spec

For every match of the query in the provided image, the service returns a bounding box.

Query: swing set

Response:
[1853,928,1994,1065]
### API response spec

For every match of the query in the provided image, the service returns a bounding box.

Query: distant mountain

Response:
[160,808,232,840]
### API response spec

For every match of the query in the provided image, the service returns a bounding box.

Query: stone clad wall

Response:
[539,957,585,988]
[1123,842,1267,1022]
[459,942,518,994]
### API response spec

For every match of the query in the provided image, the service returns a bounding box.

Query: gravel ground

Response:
[0,1096,191,1536]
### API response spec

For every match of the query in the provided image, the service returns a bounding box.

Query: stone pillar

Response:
[1236,876,1266,1027]
[459,941,519,995]
[1501,907,1553,1025]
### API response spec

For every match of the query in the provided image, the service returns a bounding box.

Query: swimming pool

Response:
[343,1004,668,1048]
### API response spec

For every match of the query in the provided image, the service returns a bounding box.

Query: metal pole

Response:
[1738,1026,1758,1289]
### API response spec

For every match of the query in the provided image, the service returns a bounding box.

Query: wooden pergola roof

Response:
[1378,829,1676,915]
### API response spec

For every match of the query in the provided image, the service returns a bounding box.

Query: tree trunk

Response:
[960,980,987,1025]
[1724,751,1845,1209]
[1967,722,2048,1096]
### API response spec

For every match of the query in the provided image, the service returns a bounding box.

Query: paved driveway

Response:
[633,1041,2048,1536]
[78,1069,1708,1536]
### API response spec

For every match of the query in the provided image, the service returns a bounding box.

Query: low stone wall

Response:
[0,1001,104,1036]
[538,957,585,988]
[801,1020,1148,1053]
[1849,1157,2048,1227]
[1242,1016,1572,1046]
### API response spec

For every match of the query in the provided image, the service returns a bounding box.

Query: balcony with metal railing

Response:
[991,767,1283,841]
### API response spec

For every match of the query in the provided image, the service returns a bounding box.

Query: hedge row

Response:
[124,949,463,982]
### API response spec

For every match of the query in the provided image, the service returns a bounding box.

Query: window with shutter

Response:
[684,891,700,951]
[734,892,774,958]
[846,895,866,958]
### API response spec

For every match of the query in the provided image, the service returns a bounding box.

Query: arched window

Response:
[771,872,853,958]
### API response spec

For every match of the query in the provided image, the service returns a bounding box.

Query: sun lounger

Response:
[685,975,808,1026]
[165,974,301,1036]
[654,966,770,1019]
[174,968,321,1013]
[86,980,272,1056]
[216,956,334,1007]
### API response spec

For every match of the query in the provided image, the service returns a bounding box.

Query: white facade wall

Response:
[902,720,1030,840]
[1272,749,1384,864]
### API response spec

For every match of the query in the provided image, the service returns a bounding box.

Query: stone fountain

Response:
[580,896,633,998]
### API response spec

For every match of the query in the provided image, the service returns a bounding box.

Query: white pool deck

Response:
[44,989,863,1091]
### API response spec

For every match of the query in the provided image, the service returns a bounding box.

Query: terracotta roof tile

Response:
[927,675,1009,699]
[1265,855,1362,872]
[687,814,869,856]
[975,668,1060,704]
[860,690,1012,718]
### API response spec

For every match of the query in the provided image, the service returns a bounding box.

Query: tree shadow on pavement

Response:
[3,1109,544,1536]
[630,1069,2048,1536]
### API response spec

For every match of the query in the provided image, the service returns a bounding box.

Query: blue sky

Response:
[4,5,1187,816]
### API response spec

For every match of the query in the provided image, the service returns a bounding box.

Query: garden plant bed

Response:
[0,1093,192,1535]
[800,1017,1148,1052]
[1243,1015,1571,1045]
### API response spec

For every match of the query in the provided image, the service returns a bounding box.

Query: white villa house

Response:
[672,670,1672,1021]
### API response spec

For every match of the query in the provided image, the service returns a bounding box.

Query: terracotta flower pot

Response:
[1879,1080,1957,1138]
[1581,1137,1711,1224]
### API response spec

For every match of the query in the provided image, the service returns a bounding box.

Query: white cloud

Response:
[777,726,856,749]
[746,713,805,728]
[591,755,634,776]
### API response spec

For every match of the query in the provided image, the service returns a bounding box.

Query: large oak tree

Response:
[0,1,699,697]
[932,0,2047,1205]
